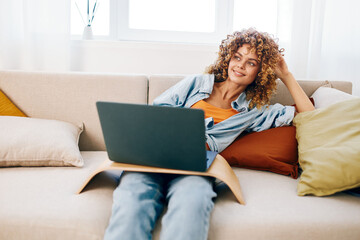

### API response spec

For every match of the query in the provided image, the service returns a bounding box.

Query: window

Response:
[114,0,230,44]
[128,0,215,32]
[232,0,278,36]
[71,0,279,44]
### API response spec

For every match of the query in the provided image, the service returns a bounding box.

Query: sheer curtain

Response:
[0,0,359,95]
[278,0,360,96]
[0,0,71,71]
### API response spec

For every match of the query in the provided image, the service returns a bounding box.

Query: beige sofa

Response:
[0,70,359,240]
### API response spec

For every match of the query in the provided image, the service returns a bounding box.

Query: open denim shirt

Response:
[153,74,295,153]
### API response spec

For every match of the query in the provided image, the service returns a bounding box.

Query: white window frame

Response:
[109,0,234,44]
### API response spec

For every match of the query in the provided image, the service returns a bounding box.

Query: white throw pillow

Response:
[0,116,84,167]
[311,86,358,109]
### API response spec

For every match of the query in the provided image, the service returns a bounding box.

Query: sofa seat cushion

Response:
[206,169,360,240]
[0,151,119,240]
[1,152,359,240]
[154,170,360,240]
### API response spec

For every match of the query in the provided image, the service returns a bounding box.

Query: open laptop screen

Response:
[96,101,214,172]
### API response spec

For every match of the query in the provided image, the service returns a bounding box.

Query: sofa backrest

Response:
[0,71,148,151]
[0,71,353,151]
[148,75,352,105]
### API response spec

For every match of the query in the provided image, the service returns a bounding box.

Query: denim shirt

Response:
[153,74,295,153]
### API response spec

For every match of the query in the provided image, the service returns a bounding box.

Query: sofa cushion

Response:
[205,168,360,240]
[1,152,359,240]
[0,152,118,240]
[220,126,298,178]
[154,168,360,240]
[311,85,358,109]
[270,80,336,105]
[0,90,27,117]
[0,116,83,167]
[294,98,360,196]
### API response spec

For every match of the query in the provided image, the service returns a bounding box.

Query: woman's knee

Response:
[112,172,165,216]
[167,175,217,208]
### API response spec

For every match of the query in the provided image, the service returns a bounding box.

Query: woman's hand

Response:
[274,55,292,82]
[275,55,315,113]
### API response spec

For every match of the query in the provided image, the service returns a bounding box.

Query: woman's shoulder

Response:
[169,74,214,94]
[181,74,214,90]
[181,74,214,83]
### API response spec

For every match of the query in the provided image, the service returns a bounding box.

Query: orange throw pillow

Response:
[0,90,27,117]
[220,126,299,179]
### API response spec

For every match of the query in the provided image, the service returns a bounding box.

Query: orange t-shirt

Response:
[191,100,238,124]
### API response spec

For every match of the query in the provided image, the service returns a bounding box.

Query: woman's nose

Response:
[239,60,246,69]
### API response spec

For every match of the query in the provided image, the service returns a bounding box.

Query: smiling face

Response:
[206,29,281,109]
[227,44,260,87]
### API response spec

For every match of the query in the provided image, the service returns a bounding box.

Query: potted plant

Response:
[75,0,100,39]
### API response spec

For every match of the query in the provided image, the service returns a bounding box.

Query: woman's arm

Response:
[275,56,315,113]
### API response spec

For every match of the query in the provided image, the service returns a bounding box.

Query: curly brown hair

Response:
[205,28,283,109]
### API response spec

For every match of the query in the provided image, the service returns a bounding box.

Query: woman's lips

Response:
[233,70,245,77]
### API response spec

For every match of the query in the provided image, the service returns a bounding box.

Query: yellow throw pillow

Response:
[293,98,360,196]
[0,90,27,117]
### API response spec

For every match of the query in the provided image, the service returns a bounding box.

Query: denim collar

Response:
[198,74,214,94]
[231,92,250,112]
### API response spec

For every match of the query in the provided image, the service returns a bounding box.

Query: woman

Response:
[104,28,314,240]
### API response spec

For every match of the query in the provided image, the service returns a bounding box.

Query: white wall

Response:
[70,40,218,75]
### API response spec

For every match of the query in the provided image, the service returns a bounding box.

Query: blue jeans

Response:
[104,172,217,240]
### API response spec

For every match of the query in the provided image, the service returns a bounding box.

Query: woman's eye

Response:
[248,62,255,66]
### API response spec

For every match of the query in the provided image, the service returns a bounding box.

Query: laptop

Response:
[96,101,217,172]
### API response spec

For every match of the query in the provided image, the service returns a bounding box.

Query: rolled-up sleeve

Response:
[249,104,295,132]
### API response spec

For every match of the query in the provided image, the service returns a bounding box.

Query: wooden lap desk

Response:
[77,154,245,205]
